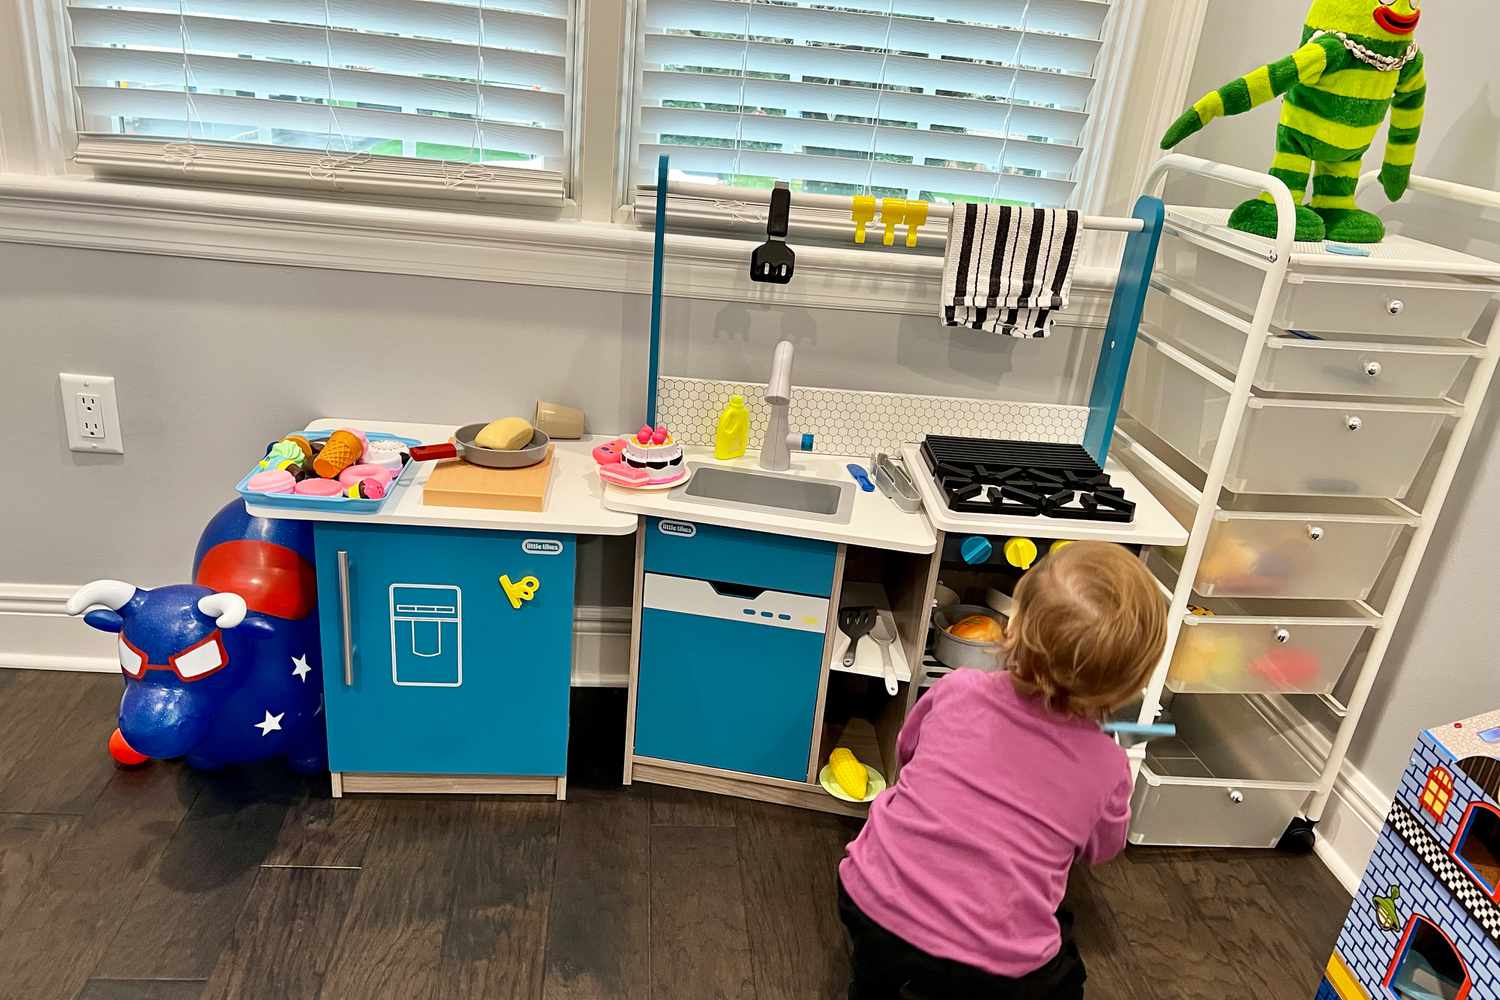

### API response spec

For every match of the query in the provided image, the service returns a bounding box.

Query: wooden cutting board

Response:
[422,445,555,512]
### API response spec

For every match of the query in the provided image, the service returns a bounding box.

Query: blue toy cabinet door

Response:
[313,523,574,776]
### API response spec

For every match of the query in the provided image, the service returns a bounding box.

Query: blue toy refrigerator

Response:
[1318,709,1500,1000]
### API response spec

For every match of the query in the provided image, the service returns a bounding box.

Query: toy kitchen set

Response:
[217,154,1500,852]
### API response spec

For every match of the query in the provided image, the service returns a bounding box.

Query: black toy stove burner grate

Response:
[919,436,1136,524]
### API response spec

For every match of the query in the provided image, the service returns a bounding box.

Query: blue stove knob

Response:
[959,536,993,565]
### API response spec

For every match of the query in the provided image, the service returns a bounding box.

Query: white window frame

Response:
[0,0,1208,303]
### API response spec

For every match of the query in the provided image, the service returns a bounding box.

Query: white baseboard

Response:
[0,581,631,687]
[1255,694,1389,895]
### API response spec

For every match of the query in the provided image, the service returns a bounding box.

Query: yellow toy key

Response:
[880,198,907,246]
[904,200,928,248]
[851,195,876,245]
[499,574,540,610]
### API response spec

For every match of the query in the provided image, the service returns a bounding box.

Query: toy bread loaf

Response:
[475,417,534,450]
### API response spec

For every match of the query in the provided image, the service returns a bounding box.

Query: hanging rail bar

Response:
[660,179,1146,234]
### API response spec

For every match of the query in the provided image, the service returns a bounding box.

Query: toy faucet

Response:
[758,340,814,472]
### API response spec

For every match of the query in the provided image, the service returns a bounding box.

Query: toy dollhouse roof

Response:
[1429,708,1500,760]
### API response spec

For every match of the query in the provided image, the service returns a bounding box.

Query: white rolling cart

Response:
[1116,155,1500,850]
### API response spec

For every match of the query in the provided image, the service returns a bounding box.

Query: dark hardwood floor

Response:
[0,669,1352,1000]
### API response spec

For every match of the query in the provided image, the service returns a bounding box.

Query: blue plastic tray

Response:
[235,430,422,515]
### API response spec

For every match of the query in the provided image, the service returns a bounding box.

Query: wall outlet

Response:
[59,373,124,454]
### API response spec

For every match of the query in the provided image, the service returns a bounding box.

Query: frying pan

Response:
[408,423,551,469]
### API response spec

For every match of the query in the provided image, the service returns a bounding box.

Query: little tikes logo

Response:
[658,520,697,538]
[522,538,564,555]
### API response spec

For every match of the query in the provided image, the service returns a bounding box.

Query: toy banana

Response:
[1162,0,1426,244]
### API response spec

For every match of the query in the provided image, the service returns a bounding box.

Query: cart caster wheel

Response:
[1277,817,1317,854]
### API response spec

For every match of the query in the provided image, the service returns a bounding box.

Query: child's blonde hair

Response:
[1004,541,1167,720]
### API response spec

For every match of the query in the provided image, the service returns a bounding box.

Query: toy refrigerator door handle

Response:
[337,549,354,687]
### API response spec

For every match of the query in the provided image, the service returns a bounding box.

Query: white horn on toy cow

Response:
[64,579,139,616]
[197,593,248,628]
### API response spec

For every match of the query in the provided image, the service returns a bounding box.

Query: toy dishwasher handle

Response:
[337,550,355,687]
[409,442,459,461]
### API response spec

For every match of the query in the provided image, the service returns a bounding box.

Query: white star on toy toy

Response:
[291,654,312,683]
[254,710,284,736]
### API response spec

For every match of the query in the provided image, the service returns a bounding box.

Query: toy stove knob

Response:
[1307,525,1325,542]
[960,536,994,566]
[1364,361,1383,378]
[1228,789,1245,805]
[1386,299,1405,316]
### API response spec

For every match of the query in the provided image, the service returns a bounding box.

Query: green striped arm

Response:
[1382,50,1426,201]
[1161,36,1342,150]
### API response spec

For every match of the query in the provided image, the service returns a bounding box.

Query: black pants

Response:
[838,881,1086,1000]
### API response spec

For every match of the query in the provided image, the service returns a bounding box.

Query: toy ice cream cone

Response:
[313,429,363,479]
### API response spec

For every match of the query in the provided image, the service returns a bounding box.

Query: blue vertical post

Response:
[645,154,669,427]
[1083,195,1165,465]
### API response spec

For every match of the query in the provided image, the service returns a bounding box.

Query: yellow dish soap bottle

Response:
[714,395,750,460]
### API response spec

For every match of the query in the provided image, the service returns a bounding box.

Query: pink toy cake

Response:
[597,424,688,488]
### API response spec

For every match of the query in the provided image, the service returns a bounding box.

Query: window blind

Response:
[65,0,572,204]
[633,0,1112,210]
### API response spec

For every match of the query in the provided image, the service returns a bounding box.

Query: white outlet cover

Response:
[59,373,124,454]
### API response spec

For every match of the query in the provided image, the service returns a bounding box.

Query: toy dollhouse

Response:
[1319,710,1500,1000]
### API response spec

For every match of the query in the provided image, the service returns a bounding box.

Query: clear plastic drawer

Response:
[1129,694,1319,849]
[1166,596,1374,697]
[1159,229,1495,339]
[1123,336,1454,497]
[1169,507,1412,601]
[1146,290,1475,400]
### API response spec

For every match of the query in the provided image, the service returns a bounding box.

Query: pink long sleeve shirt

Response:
[839,669,1133,978]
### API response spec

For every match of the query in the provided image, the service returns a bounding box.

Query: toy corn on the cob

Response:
[829,747,869,800]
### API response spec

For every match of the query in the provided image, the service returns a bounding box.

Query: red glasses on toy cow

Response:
[117,631,230,681]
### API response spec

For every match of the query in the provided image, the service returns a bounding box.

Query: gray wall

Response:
[0,241,1096,608]
[1174,1,1500,793]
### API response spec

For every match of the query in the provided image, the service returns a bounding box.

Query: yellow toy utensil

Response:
[880,198,908,246]
[904,200,929,247]
[851,195,876,244]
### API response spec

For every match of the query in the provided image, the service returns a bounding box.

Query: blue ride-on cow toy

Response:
[65,499,327,773]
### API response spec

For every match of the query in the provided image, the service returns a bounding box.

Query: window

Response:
[62,0,574,204]
[1422,766,1455,821]
[629,0,1116,209]
[1384,916,1470,1000]
[1451,802,1500,899]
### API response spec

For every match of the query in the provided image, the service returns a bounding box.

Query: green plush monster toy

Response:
[1161,0,1428,243]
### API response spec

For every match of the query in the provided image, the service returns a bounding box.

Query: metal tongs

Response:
[871,453,922,513]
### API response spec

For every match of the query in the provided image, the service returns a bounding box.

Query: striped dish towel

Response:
[941,204,1081,338]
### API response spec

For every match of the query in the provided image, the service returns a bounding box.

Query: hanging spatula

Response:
[839,605,877,668]
[751,182,795,284]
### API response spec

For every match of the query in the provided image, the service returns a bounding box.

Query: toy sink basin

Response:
[672,464,854,524]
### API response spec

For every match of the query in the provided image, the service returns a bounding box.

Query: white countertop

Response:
[602,448,938,554]
[244,419,638,536]
[900,443,1189,547]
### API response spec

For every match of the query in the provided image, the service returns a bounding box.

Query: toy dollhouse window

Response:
[1450,802,1500,899]
[1422,767,1455,820]
[1384,916,1471,1000]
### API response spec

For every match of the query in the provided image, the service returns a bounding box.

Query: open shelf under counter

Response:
[898,443,1189,548]
[829,581,912,685]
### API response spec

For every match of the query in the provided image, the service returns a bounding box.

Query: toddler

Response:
[838,541,1168,999]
